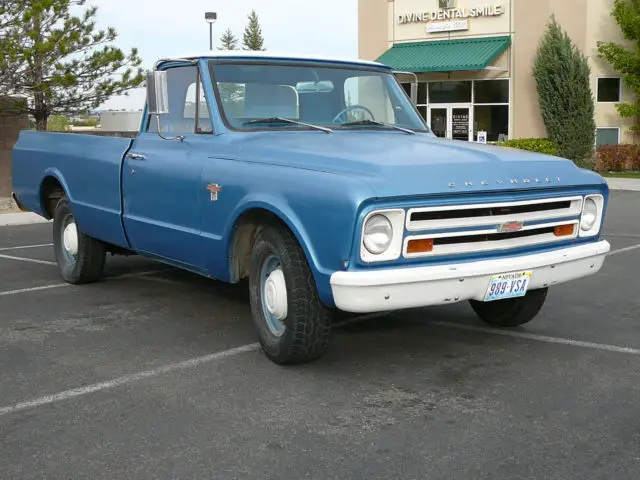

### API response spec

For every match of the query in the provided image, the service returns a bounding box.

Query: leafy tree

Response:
[0,0,144,130]
[242,10,265,51]
[46,114,70,131]
[219,28,238,51]
[532,16,595,167]
[597,0,640,130]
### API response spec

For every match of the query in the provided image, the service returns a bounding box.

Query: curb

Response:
[605,178,640,192]
[0,212,52,227]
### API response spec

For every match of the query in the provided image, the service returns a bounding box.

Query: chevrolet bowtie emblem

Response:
[206,184,222,201]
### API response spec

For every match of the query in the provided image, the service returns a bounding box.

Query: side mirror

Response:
[146,71,169,115]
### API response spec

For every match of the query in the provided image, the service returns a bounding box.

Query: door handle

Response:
[126,152,146,160]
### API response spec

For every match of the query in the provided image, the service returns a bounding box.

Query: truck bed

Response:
[11,130,135,249]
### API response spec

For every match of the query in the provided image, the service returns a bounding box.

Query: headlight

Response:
[579,194,604,237]
[580,198,598,231]
[363,214,393,254]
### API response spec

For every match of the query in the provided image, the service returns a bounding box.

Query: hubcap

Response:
[260,256,288,336]
[62,222,79,256]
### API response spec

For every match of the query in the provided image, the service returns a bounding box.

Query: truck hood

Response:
[234,131,606,198]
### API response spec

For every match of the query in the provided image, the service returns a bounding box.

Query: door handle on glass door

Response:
[126,152,146,160]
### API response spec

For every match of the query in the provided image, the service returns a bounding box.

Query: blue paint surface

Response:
[11,54,609,309]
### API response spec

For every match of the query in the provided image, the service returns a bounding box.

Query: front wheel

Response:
[53,197,106,284]
[469,288,549,327]
[248,224,332,365]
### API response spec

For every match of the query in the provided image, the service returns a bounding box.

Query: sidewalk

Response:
[1,177,638,227]
[0,197,52,227]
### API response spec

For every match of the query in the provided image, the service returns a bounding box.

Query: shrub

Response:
[496,138,559,156]
[532,17,596,167]
[595,144,640,172]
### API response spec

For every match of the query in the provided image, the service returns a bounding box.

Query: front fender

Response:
[218,171,376,307]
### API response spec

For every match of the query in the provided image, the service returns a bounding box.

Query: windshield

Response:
[208,61,430,133]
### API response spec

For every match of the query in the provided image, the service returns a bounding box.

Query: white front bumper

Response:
[330,240,611,313]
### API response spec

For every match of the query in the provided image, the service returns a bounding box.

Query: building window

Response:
[429,81,472,103]
[596,127,619,146]
[597,78,621,103]
[474,79,509,104]
[474,105,509,142]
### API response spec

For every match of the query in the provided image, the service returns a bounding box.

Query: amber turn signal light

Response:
[406,238,434,254]
[554,224,575,237]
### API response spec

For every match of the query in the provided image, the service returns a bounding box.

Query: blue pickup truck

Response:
[12,52,610,365]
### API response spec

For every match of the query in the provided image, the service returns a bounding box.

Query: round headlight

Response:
[363,214,393,254]
[581,198,598,231]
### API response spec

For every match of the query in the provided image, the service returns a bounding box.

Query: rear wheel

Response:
[53,197,106,284]
[248,224,332,365]
[469,288,548,327]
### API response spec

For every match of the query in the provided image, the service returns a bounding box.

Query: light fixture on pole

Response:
[205,12,217,51]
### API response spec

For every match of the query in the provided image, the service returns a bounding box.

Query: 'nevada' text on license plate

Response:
[483,270,533,302]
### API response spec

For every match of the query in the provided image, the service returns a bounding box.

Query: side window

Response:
[147,65,212,134]
[184,81,213,133]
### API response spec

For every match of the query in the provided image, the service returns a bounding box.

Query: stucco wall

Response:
[0,97,29,198]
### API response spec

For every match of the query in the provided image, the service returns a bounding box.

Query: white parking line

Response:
[0,243,53,252]
[607,243,640,256]
[0,343,261,417]
[0,269,173,297]
[0,283,70,297]
[430,321,640,355]
[0,253,57,266]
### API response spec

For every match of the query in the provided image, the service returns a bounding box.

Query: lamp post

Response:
[205,12,217,51]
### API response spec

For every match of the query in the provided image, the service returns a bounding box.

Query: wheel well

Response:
[40,176,66,218]
[228,208,294,283]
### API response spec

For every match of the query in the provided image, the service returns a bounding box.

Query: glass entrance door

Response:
[428,105,472,141]
[430,108,447,138]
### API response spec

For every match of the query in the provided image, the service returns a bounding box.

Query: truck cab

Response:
[11,52,611,365]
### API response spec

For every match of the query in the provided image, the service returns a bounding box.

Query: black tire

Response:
[469,288,548,327]
[248,224,332,365]
[52,197,106,284]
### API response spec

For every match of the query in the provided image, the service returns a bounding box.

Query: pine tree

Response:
[532,16,595,167]
[0,0,144,130]
[242,10,265,51]
[219,28,238,51]
[597,0,640,130]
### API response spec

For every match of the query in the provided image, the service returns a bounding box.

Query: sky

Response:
[87,0,359,110]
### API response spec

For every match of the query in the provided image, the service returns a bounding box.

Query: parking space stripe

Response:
[607,243,640,256]
[0,269,172,297]
[430,321,640,355]
[0,343,261,417]
[0,253,57,266]
[0,283,70,297]
[0,243,53,252]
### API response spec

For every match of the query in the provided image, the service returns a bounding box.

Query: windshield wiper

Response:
[242,117,333,134]
[340,119,416,135]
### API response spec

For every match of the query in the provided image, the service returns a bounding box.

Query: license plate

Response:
[483,270,533,302]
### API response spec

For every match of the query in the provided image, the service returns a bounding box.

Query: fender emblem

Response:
[497,220,524,233]
[206,184,222,201]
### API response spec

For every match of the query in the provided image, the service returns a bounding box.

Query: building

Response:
[99,110,143,132]
[359,0,635,145]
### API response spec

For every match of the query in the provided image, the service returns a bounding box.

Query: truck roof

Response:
[163,51,390,69]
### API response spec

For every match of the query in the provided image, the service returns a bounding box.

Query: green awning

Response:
[376,36,511,73]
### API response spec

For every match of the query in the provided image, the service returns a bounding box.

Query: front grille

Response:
[403,196,584,259]
[406,196,583,231]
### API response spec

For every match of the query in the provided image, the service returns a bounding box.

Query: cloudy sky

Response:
[87,0,359,110]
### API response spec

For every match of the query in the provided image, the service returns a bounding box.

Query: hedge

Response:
[595,144,640,172]
[495,138,559,156]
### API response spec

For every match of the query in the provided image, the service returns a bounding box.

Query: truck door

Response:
[122,64,212,269]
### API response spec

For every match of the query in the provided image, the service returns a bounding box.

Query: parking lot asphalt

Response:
[1,190,640,480]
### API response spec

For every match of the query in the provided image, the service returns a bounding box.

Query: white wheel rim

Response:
[264,268,288,321]
[62,222,79,256]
